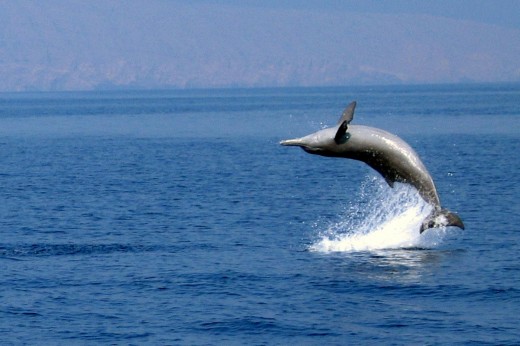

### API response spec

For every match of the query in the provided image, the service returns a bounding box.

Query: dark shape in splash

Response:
[280,101,464,233]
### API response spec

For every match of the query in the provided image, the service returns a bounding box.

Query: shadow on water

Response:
[309,246,467,286]
[362,248,465,282]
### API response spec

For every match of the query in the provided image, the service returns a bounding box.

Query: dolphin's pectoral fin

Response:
[384,177,395,188]
[374,166,402,188]
[334,121,350,144]
[337,101,356,125]
[420,208,465,233]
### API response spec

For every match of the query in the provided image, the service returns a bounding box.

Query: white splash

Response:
[310,176,451,253]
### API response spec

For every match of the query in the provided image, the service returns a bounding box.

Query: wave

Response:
[0,243,158,258]
[310,176,454,253]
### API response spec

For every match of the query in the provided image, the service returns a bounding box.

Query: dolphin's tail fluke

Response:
[420,208,465,233]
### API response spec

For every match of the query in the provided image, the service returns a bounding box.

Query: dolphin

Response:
[280,101,464,233]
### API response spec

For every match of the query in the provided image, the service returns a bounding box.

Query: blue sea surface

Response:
[0,84,519,345]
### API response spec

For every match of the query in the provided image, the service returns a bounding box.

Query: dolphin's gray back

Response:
[342,125,441,207]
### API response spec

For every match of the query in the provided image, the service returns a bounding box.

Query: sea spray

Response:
[310,176,452,252]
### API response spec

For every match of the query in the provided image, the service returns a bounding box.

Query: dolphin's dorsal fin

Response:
[337,101,356,125]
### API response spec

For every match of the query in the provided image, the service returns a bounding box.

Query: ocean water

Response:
[0,84,519,345]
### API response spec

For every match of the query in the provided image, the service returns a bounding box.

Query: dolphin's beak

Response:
[280,138,304,146]
[280,135,319,154]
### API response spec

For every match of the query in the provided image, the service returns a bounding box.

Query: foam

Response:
[310,176,451,253]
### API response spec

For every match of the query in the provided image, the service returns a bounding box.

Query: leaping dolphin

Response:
[280,101,464,233]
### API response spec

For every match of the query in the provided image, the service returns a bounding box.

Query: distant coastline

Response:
[1,2,519,93]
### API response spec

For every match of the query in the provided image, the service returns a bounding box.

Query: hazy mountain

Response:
[1,1,519,91]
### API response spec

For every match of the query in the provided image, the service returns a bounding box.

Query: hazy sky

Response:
[0,0,519,91]
[199,0,520,28]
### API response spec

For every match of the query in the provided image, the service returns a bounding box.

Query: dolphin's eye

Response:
[336,132,350,144]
